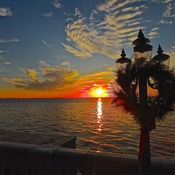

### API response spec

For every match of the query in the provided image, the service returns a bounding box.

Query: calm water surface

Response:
[0,98,174,160]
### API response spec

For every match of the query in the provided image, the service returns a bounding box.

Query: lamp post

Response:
[132,30,153,175]
[115,29,170,175]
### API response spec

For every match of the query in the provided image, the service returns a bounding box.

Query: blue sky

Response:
[0,0,175,98]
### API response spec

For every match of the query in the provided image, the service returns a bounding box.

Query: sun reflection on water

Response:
[97,98,103,132]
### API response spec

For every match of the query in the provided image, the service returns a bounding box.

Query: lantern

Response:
[115,49,131,72]
[132,29,153,68]
[152,45,170,67]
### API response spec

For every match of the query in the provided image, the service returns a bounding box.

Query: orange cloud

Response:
[2,64,79,91]
[0,64,115,98]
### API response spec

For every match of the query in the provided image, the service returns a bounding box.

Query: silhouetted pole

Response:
[133,29,152,175]
[137,68,151,175]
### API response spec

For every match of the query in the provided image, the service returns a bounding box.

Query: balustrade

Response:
[0,141,174,175]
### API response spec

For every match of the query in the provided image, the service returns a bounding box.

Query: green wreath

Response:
[113,63,175,126]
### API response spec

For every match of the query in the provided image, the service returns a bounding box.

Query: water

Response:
[0,98,174,160]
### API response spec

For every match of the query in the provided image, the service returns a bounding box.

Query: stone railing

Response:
[0,141,174,175]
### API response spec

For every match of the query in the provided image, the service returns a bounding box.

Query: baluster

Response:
[18,164,30,175]
[4,167,10,175]
[78,165,94,175]
[0,166,4,175]
[15,168,21,175]
[10,168,16,175]
[49,165,64,175]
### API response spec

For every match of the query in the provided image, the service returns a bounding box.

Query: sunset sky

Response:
[0,0,175,98]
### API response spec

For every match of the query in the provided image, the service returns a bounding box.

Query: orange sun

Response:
[90,86,108,98]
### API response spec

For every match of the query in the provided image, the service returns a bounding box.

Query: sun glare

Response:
[96,88,103,96]
[90,86,108,98]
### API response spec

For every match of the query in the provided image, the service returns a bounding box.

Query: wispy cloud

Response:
[63,0,151,59]
[0,51,10,65]
[0,50,9,60]
[42,40,52,47]
[52,0,62,9]
[153,0,175,24]
[0,50,8,53]
[0,38,20,43]
[0,7,13,16]
[41,12,53,17]
[148,27,159,38]
[61,61,70,67]
[0,61,10,65]
[63,0,175,59]
[159,19,173,24]
[163,1,175,17]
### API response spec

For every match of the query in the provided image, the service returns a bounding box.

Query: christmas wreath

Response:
[113,63,175,126]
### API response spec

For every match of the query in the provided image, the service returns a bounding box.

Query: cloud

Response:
[151,0,175,24]
[159,19,173,24]
[74,7,82,17]
[63,0,175,59]
[3,63,79,91]
[38,60,50,67]
[148,27,159,38]
[61,61,70,67]
[25,69,38,81]
[41,12,53,17]
[1,61,114,97]
[63,0,152,59]
[66,17,73,22]
[0,38,20,43]
[0,7,13,16]
[62,43,93,59]
[74,70,114,97]
[52,0,62,9]
[0,50,8,53]
[163,1,175,17]
[42,40,52,47]
[0,61,11,65]
[0,50,9,61]
[74,71,113,90]
[4,62,10,65]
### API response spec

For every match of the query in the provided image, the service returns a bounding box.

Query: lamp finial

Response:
[121,48,126,58]
[157,45,163,55]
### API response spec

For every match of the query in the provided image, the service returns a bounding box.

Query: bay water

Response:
[0,98,174,160]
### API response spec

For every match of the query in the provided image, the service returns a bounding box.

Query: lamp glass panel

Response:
[162,58,170,68]
[134,51,152,68]
[116,62,128,72]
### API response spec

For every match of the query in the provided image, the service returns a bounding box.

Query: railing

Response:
[0,141,174,175]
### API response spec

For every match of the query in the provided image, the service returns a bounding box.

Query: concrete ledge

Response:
[0,143,174,175]
[0,141,38,152]
[0,130,76,148]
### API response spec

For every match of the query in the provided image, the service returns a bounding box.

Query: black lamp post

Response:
[132,30,153,175]
[115,29,170,175]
